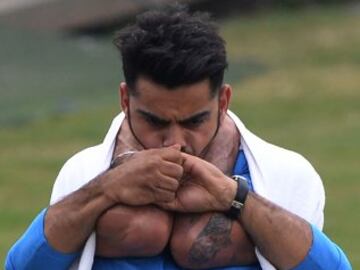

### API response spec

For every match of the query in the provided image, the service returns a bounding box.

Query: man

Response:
[6,5,351,270]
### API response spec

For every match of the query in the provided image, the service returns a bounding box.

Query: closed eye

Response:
[180,113,210,129]
[138,111,170,128]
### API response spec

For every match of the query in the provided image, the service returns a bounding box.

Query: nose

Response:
[162,124,186,149]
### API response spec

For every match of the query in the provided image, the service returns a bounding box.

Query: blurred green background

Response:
[1,2,359,267]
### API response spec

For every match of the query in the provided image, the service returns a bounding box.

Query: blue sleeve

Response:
[293,224,352,270]
[5,208,80,270]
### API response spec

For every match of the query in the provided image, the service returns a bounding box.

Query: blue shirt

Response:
[5,151,352,270]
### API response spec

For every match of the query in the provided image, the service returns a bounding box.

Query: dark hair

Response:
[113,5,228,96]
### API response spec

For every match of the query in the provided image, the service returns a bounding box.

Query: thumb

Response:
[180,152,198,174]
[169,144,181,151]
[157,200,182,212]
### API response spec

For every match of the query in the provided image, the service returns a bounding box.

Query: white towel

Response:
[50,111,325,270]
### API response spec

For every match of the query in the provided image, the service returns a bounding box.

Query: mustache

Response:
[181,143,210,159]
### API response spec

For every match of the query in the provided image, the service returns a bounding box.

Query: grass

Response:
[1,4,359,267]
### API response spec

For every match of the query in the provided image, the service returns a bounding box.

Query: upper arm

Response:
[95,204,173,257]
[170,212,257,269]
[50,145,109,205]
[6,209,79,270]
[260,150,326,229]
[293,224,352,270]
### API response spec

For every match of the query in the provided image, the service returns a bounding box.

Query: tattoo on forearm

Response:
[188,213,233,265]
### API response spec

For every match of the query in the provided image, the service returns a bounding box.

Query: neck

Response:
[202,114,241,176]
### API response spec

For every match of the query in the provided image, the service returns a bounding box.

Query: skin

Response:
[45,76,253,265]
[96,204,173,257]
[119,76,226,155]
[170,212,256,269]
[169,114,257,269]
[45,144,183,253]
[97,85,256,268]
[96,119,174,257]
[96,77,257,266]
[160,152,313,270]
[45,76,312,269]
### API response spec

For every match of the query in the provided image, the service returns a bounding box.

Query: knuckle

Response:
[154,170,163,180]
[173,181,180,190]
[177,165,184,176]
[153,155,163,165]
[155,191,166,202]
[164,192,175,202]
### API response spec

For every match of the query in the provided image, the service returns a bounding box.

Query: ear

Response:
[218,84,232,121]
[119,82,130,115]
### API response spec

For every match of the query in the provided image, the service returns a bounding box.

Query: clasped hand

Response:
[105,145,236,214]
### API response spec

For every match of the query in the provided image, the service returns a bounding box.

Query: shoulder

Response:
[49,114,123,204]
[267,144,325,227]
[263,140,321,180]
[230,111,325,226]
[241,129,325,227]
[50,143,112,204]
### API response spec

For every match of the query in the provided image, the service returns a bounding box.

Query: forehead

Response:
[131,77,217,117]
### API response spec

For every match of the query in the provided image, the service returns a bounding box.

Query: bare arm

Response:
[240,192,312,269]
[94,120,174,257]
[96,204,173,257]
[169,114,256,268]
[45,173,113,253]
[45,146,183,253]
[160,153,313,270]
[170,212,256,269]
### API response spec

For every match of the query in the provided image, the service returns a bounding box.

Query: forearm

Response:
[240,192,312,269]
[96,204,173,257]
[163,150,351,269]
[45,173,114,253]
[171,212,257,269]
[46,146,183,254]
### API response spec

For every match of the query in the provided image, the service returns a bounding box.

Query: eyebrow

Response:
[136,109,171,126]
[136,109,210,125]
[178,111,210,125]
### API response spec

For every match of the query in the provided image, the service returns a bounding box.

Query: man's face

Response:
[120,76,231,157]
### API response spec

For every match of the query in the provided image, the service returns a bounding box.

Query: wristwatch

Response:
[227,175,249,219]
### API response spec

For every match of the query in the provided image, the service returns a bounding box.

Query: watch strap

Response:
[227,175,249,219]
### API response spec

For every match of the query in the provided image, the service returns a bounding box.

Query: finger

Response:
[157,201,174,210]
[152,188,176,203]
[159,161,184,179]
[157,200,179,211]
[170,144,181,151]
[181,152,217,177]
[155,175,180,192]
[159,146,183,164]
[180,152,198,174]
[158,199,187,212]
